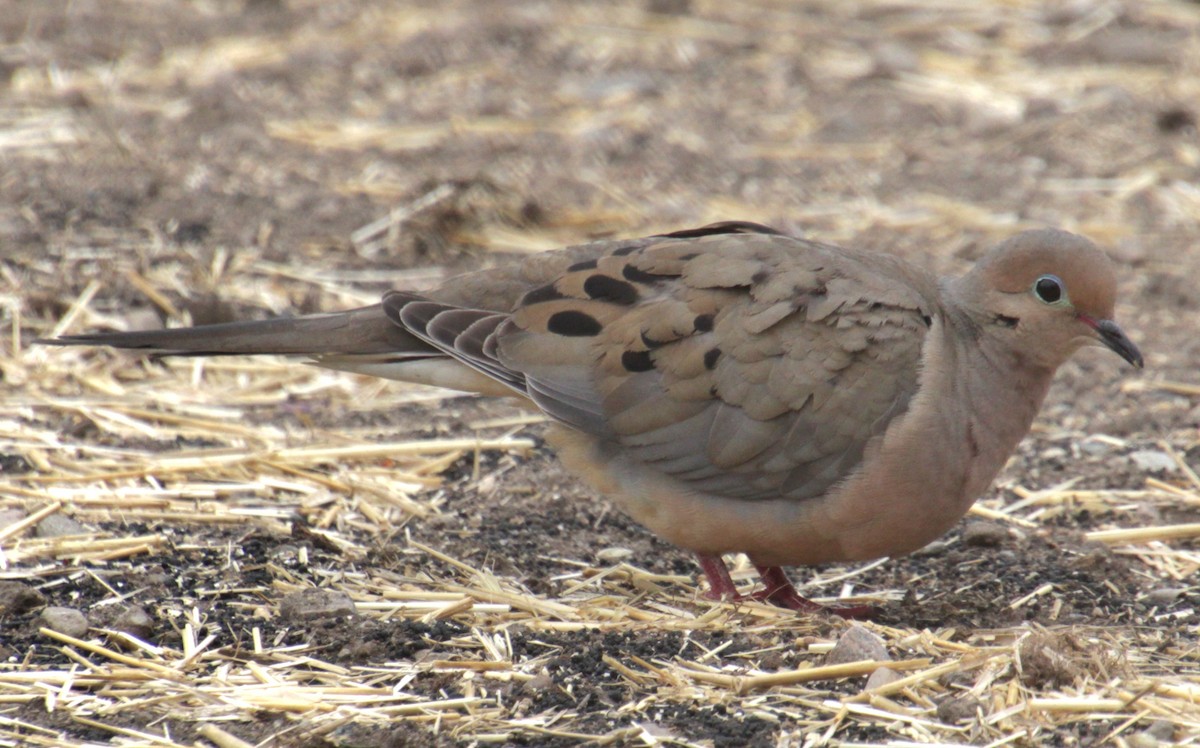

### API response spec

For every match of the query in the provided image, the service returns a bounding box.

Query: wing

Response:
[401,223,941,503]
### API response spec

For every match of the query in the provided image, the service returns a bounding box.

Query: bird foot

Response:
[697,555,879,619]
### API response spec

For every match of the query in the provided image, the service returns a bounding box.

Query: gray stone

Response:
[936,695,981,724]
[279,588,357,621]
[1144,588,1186,606]
[112,605,155,639]
[825,625,890,666]
[962,520,1009,548]
[0,509,26,530]
[864,666,902,691]
[1128,450,1176,473]
[1146,718,1176,741]
[36,514,87,538]
[41,606,90,638]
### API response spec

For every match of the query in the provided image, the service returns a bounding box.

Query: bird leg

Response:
[697,554,876,619]
[697,554,742,600]
[755,565,879,619]
[752,565,824,612]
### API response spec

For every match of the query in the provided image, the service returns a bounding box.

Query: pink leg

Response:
[754,565,878,619]
[753,565,824,612]
[697,554,741,600]
[697,556,877,618]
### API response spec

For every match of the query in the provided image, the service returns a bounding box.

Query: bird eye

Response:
[1033,274,1065,304]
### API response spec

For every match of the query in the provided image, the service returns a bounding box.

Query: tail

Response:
[38,302,520,397]
[38,304,418,357]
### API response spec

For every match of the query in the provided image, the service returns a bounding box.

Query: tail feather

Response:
[39,304,425,357]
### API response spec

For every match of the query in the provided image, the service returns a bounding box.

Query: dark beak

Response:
[1093,319,1143,368]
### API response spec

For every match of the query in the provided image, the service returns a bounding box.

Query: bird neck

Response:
[799,306,1058,562]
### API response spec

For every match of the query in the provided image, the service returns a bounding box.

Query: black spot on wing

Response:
[521,283,567,306]
[622,264,679,284]
[583,274,639,305]
[547,310,603,337]
[656,221,785,239]
[703,348,721,369]
[568,259,599,271]
[610,245,639,256]
[640,331,666,349]
[693,314,714,333]
[620,350,655,372]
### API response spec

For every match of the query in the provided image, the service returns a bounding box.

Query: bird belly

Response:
[547,426,855,565]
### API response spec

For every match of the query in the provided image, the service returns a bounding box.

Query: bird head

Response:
[959,229,1143,371]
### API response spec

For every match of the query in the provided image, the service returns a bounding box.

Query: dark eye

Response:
[1033,275,1064,304]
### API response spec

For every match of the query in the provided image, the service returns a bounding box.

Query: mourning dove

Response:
[42,222,1142,615]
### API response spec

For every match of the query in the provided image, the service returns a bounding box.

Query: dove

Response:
[41,222,1142,615]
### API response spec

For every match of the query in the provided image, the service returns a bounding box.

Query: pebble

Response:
[112,605,155,640]
[36,514,87,538]
[1128,450,1176,473]
[825,625,890,666]
[41,607,90,638]
[596,547,634,563]
[961,520,1008,548]
[525,671,555,692]
[1144,588,1186,606]
[864,666,902,691]
[279,588,357,621]
[1147,719,1176,741]
[1078,438,1115,456]
[1126,733,1157,748]
[0,509,25,530]
[936,695,981,724]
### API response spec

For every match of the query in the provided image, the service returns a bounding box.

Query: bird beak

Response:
[1079,315,1143,368]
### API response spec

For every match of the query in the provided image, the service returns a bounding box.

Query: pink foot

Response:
[696,555,877,619]
[755,565,878,620]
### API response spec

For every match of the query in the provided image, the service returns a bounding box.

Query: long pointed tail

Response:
[38,304,421,357]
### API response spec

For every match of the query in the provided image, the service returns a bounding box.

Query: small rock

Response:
[36,514,87,538]
[0,581,45,615]
[278,588,356,621]
[526,670,555,692]
[1078,438,1115,456]
[936,695,981,724]
[1128,450,1176,474]
[825,625,890,666]
[0,509,26,530]
[112,605,155,639]
[1144,588,1186,606]
[41,606,89,638]
[912,538,951,557]
[596,547,634,563]
[122,307,163,332]
[1126,733,1157,748]
[864,666,902,690]
[1146,718,1176,741]
[961,520,1008,548]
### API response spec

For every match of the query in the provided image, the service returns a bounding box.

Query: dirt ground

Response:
[1,0,1199,746]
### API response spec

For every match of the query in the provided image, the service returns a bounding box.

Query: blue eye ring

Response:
[1033,274,1065,304]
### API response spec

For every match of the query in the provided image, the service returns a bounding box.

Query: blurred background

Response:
[6,0,1196,424]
